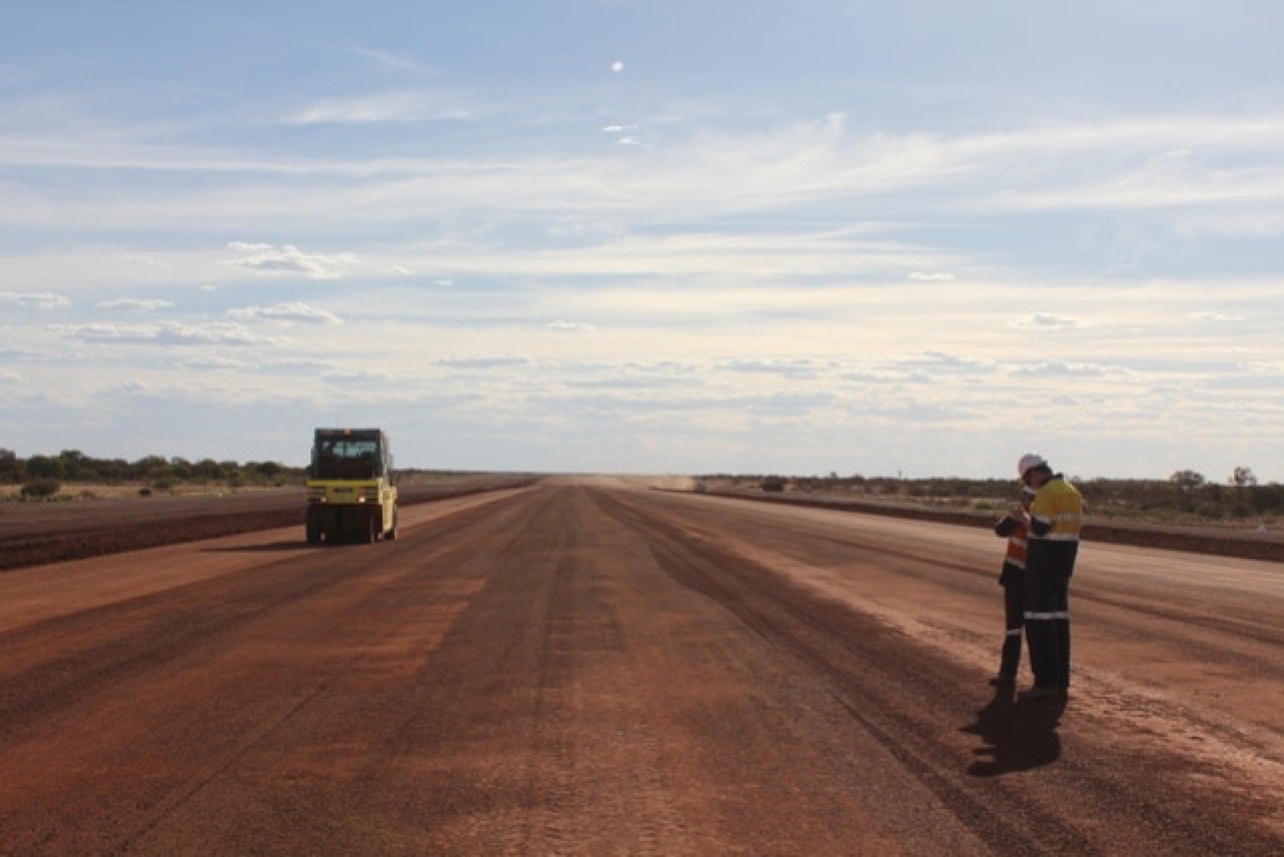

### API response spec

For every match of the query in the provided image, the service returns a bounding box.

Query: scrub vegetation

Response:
[0,448,297,500]
[3,448,1279,525]
[0,448,511,504]
[705,467,1283,526]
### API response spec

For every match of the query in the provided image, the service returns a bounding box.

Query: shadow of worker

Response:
[959,688,1066,777]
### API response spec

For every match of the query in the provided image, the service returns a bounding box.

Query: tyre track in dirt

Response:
[650,493,1284,683]
[333,485,705,855]
[0,494,521,747]
[0,477,539,572]
[0,490,536,854]
[596,487,1284,855]
[594,490,1083,854]
[2,482,1282,854]
[631,491,1284,724]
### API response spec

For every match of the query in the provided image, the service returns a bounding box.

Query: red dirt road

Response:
[2,480,1283,854]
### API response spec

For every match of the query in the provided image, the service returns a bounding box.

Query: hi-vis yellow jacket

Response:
[1029,476,1083,542]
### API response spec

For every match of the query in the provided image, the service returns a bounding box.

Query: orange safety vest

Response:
[1004,520,1029,569]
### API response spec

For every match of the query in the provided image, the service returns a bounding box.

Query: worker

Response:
[1015,453,1083,701]
[991,486,1036,687]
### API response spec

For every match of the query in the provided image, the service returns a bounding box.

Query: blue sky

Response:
[2,1,1282,481]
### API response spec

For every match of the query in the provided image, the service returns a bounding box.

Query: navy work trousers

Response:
[1024,540,1077,690]
[998,562,1025,679]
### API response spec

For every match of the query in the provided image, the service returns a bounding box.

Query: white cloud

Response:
[1010,360,1118,378]
[224,242,360,280]
[1010,313,1080,331]
[51,321,272,347]
[8,109,1283,267]
[2,25,1283,480]
[1243,360,1284,375]
[1,290,70,309]
[436,354,532,369]
[154,322,270,346]
[885,351,994,374]
[1188,311,1245,322]
[286,91,475,124]
[721,358,831,379]
[0,346,42,361]
[322,368,399,384]
[953,116,1284,172]
[98,298,175,312]
[547,320,596,333]
[601,122,643,146]
[181,355,249,371]
[228,302,342,325]
[109,379,155,396]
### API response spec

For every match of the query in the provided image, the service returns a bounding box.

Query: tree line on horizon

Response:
[0,448,298,497]
[3,448,1280,519]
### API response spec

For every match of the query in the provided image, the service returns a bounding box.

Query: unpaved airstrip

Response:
[2,480,1282,854]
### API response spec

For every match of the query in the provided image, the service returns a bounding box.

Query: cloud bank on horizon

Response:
[1,1,1281,481]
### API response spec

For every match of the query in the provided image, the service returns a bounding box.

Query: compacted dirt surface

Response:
[2,479,1283,855]
[0,476,535,572]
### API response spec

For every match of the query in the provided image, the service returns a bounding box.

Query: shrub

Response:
[255,461,283,478]
[0,448,20,483]
[25,455,65,480]
[20,478,62,499]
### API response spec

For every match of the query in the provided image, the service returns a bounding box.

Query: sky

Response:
[2,1,1282,481]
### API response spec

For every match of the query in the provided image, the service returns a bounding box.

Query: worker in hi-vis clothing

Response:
[991,486,1036,687]
[1015,453,1084,701]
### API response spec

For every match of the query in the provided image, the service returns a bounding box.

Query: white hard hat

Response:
[1018,452,1047,478]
